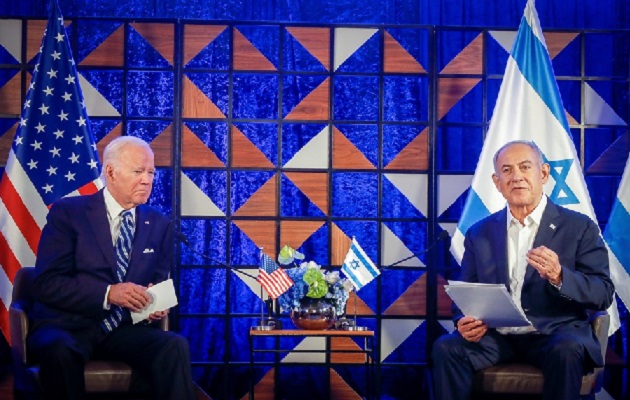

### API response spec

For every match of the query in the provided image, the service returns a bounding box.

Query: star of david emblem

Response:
[543,156,579,206]
[350,259,360,269]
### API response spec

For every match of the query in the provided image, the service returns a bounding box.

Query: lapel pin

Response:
[145,221,150,224]
[549,223,556,230]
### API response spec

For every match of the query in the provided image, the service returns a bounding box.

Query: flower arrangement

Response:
[276,245,354,317]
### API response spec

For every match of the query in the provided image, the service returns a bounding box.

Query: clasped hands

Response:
[108,282,168,322]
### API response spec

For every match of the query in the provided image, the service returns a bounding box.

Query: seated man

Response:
[27,136,195,400]
[432,140,614,400]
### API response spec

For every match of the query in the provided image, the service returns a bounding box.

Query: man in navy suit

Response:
[27,136,195,400]
[432,140,614,400]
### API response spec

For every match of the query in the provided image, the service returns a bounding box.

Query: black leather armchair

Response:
[9,266,169,399]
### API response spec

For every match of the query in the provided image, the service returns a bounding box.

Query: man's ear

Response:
[540,163,550,183]
[492,173,500,190]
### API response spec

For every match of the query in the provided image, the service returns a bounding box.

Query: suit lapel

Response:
[492,210,510,287]
[86,190,117,270]
[524,201,560,281]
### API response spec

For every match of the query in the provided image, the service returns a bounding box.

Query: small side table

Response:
[249,329,375,400]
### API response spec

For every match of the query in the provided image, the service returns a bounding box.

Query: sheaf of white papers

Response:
[131,278,178,324]
[444,280,532,328]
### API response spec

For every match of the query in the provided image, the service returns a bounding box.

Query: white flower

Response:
[324,271,340,285]
[342,280,354,292]
[301,260,320,270]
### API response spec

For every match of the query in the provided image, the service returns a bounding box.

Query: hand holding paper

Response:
[131,279,178,324]
[444,281,532,328]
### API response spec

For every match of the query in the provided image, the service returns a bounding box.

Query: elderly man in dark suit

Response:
[27,136,195,400]
[432,140,614,400]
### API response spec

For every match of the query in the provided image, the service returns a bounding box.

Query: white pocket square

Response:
[143,248,155,254]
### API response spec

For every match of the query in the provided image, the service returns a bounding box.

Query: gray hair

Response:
[100,136,152,179]
[493,140,544,173]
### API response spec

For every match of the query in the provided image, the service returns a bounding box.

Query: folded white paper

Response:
[131,279,178,324]
[444,280,532,328]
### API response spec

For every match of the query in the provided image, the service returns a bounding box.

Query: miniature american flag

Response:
[257,253,294,299]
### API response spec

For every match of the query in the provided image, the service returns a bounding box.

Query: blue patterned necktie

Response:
[101,210,135,332]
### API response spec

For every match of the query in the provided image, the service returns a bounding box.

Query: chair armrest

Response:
[591,312,610,360]
[9,303,29,365]
[160,314,169,331]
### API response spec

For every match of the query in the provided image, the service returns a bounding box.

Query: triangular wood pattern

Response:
[286,27,330,70]
[182,76,226,118]
[279,220,325,250]
[440,33,483,75]
[150,123,172,167]
[130,23,174,65]
[331,224,351,265]
[544,32,579,60]
[0,73,21,115]
[285,77,329,120]
[233,28,276,71]
[384,31,426,73]
[181,124,224,167]
[234,176,277,217]
[240,367,274,400]
[183,25,226,65]
[283,172,328,215]
[96,122,123,162]
[588,132,630,174]
[385,127,429,170]
[437,77,481,119]
[80,26,123,66]
[330,337,365,364]
[0,123,17,166]
[383,273,427,316]
[332,126,375,169]
[329,368,362,399]
[233,220,277,259]
[344,291,374,316]
[231,125,274,168]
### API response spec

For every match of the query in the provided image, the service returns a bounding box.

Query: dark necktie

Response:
[101,210,134,332]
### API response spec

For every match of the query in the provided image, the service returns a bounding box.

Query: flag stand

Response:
[340,293,367,331]
[251,287,278,331]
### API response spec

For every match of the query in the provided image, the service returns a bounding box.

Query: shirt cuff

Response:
[103,285,111,310]
[550,280,562,290]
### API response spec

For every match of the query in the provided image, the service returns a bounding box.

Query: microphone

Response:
[177,232,257,280]
[383,230,450,269]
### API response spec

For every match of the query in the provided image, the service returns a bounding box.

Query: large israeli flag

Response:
[450,0,620,334]
[603,158,630,311]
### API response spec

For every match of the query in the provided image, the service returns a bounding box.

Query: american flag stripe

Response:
[0,1,103,342]
[257,270,293,299]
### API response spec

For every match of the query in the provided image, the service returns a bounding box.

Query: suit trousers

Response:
[432,329,588,400]
[27,322,195,400]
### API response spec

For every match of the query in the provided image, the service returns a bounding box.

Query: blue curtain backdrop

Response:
[1,1,629,399]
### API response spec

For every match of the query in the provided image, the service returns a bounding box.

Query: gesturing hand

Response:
[108,282,151,312]
[527,245,562,286]
[457,316,488,342]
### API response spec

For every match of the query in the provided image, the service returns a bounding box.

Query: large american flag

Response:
[0,0,103,341]
[257,253,294,300]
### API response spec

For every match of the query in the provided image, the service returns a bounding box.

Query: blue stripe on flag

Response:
[351,242,379,277]
[511,16,569,132]
[342,264,365,290]
[457,189,491,236]
[604,199,630,271]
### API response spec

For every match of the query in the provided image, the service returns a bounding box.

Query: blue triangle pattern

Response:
[127,25,170,68]
[183,170,228,214]
[282,74,328,117]
[0,118,17,137]
[230,171,275,215]
[127,119,171,143]
[383,124,423,167]
[336,32,380,73]
[281,123,326,165]
[236,25,279,69]
[380,268,423,312]
[75,20,122,63]
[229,217,274,265]
[439,186,470,219]
[185,72,230,117]
[233,122,278,165]
[89,119,120,143]
[382,320,427,362]
[335,124,378,166]
[184,121,229,165]
[295,223,329,265]
[0,44,18,64]
[382,220,428,263]
[386,28,429,68]
[280,174,326,218]
[186,28,230,69]
[282,29,327,72]
[79,69,123,114]
[382,179,425,219]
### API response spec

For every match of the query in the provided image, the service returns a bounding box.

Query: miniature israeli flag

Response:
[342,238,379,290]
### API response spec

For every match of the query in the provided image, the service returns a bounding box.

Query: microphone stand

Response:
[178,233,279,330]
